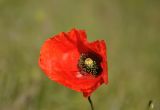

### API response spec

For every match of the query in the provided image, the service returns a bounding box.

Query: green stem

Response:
[88,96,94,110]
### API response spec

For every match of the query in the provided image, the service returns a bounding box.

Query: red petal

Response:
[39,29,108,97]
[88,40,108,84]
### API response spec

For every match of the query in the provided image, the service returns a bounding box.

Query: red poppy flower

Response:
[39,29,108,97]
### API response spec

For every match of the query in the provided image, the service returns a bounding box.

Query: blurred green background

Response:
[0,0,160,110]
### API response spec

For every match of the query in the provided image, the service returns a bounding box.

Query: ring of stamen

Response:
[78,52,102,76]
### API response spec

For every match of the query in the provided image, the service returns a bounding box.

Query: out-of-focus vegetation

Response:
[0,0,160,110]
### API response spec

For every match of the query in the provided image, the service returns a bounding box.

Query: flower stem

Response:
[88,96,94,110]
[148,100,154,110]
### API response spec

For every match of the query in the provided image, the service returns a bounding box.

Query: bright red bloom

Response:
[39,29,108,97]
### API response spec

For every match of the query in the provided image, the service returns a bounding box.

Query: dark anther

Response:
[78,52,102,76]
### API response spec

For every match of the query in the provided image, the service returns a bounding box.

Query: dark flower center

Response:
[78,52,102,76]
